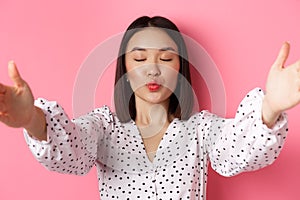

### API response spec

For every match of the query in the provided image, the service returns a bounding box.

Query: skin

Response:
[0,29,299,161]
[263,42,300,127]
[0,62,46,140]
[125,28,181,161]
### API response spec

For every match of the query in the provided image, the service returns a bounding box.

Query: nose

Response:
[147,63,161,78]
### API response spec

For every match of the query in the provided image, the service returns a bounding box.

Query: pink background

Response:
[1,0,300,199]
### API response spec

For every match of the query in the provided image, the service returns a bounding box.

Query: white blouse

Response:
[24,88,288,200]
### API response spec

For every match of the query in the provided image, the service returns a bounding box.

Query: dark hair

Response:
[114,16,193,122]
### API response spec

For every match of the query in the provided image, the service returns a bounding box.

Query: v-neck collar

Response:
[128,118,179,165]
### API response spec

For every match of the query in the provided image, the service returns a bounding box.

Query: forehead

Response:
[126,27,178,52]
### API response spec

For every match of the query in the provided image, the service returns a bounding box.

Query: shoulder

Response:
[176,110,214,126]
[187,110,215,121]
[87,105,121,125]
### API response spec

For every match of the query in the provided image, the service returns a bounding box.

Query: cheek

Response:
[165,75,178,91]
[162,65,180,91]
[126,66,146,92]
[125,58,134,72]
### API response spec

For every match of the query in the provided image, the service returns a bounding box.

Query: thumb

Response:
[273,42,290,69]
[8,61,24,87]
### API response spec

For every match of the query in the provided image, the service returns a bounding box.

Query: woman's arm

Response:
[0,61,104,175]
[203,88,288,177]
[204,42,300,177]
[24,99,105,175]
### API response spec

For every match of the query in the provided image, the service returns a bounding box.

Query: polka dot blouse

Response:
[24,88,288,200]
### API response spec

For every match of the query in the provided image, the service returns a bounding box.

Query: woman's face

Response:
[125,28,180,105]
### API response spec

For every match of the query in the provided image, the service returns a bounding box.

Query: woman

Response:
[0,16,299,199]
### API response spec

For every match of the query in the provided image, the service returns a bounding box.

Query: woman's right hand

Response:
[0,61,46,140]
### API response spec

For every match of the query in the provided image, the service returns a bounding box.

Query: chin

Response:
[146,95,170,105]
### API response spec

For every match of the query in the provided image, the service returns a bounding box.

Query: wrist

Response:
[24,106,47,141]
[262,95,281,128]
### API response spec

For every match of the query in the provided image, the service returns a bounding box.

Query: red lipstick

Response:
[147,83,161,91]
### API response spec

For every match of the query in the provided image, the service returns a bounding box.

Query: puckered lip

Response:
[146,81,161,86]
[146,81,161,91]
[146,79,162,85]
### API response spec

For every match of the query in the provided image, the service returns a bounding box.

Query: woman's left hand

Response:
[263,42,300,127]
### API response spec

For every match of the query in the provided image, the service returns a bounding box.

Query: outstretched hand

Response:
[263,42,300,127]
[0,61,35,128]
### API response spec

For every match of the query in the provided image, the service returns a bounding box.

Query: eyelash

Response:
[134,58,173,62]
[134,59,146,62]
[160,58,172,62]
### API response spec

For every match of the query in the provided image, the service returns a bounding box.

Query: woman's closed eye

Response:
[160,58,173,62]
[134,58,147,62]
[134,58,173,62]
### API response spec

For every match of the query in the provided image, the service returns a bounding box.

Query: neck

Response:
[135,97,169,123]
[134,97,171,139]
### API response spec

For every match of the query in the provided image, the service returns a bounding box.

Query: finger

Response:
[0,93,5,101]
[295,92,300,104]
[8,61,24,87]
[273,42,290,69]
[0,83,7,94]
[296,60,300,72]
[0,102,6,113]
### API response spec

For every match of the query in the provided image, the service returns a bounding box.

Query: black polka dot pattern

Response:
[24,88,288,199]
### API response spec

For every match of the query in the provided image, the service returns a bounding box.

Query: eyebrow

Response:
[159,47,177,52]
[131,47,146,52]
[130,47,177,52]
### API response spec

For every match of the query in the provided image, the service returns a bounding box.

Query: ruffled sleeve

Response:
[24,98,113,175]
[202,88,288,177]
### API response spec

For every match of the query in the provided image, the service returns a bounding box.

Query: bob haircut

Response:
[114,16,194,122]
